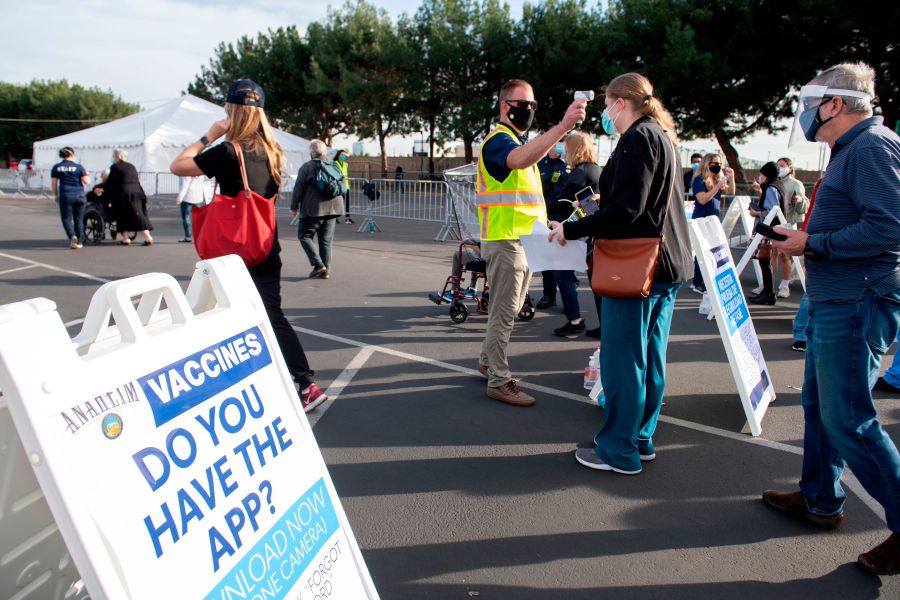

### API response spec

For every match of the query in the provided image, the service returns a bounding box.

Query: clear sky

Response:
[2,0,826,169]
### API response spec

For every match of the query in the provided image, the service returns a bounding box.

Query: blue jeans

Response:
[594,281,683,472]
[793,293,810,341]
[59,193,86,240]
[298,216,337,269]
[556,270,581,321]
[179,202,193,239]
[799,289,900,531]
[885,330,900,387]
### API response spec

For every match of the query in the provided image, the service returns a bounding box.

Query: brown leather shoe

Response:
[476,363,489,378]
[762,489,844,529]
[487,380,535,406]
[858,533,900,575]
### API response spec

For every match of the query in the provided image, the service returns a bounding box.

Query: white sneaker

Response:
[777,284,790,298]
[69,236,82,249]
[751,285,763,295]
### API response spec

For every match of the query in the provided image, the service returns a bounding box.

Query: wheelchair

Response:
[428,239,536,324]
[82,195,136,245]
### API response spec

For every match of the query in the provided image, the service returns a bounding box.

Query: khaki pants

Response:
[479,239,531,387]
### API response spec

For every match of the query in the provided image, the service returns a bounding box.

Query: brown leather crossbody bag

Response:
[590,148,676,298]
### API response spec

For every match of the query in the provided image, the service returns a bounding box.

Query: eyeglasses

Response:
[504,98,537,110]
[801,95,834,111]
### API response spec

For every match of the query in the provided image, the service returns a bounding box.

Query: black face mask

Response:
[506,104,535,132]
[709,164,722,174]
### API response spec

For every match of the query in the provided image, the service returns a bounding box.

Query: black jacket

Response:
[563,116,692,284]
[549,162,602,217]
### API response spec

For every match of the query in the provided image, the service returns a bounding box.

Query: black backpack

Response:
[312,159,344,199]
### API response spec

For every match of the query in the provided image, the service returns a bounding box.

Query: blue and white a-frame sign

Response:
[0,256,379,600]
[689,216,776,436]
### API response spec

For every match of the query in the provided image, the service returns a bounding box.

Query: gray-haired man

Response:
[290,140,345,279]
[762,62,900,575]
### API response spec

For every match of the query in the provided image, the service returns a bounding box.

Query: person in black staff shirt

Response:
[549,72,692,475]
[50,146,90,249]
[536,142,568,309]
[170,79,328,413]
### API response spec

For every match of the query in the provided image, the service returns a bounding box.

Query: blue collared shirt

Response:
[806,116,900,301]
[481,123,527,183]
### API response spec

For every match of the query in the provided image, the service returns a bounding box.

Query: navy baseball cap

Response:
[226,80,265,107]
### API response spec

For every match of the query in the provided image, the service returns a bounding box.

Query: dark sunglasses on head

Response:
[505,98,537,110]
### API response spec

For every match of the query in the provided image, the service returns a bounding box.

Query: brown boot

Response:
[858,533,900,575]
[487,380,535,406]
[761,489,844,529]
[476,362,489,378]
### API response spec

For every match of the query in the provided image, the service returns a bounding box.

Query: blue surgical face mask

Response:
[798,100,835,142]
[554,143,564,156]
[601,100,621,136]
[691,162,700,171]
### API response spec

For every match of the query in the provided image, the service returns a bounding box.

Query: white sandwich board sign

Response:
[0,256,379,600]
[688,217,776,436]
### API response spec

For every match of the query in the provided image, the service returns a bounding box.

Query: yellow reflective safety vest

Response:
[477,125,547,241]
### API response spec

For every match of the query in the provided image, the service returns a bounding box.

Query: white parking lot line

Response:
[307,346,375,428]
[0,252,110,284]
[0,264,39,276]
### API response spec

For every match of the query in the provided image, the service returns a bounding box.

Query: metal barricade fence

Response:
[1,169,464,240]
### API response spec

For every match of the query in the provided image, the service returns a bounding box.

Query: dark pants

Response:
[299,216,338,269]
[692,258,705,289]
[759,257,773,294]
[541,270,557,301]
[250,264,314,389]
[59,193,86,240]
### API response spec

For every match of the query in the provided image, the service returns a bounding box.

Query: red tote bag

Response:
[192,142,276,267]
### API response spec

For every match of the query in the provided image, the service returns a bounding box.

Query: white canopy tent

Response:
[32,95,312,176]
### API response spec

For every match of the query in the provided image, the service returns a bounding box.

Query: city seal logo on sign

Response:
[101,413,123,439]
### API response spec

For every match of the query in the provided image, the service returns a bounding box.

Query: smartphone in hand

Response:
[575,186,599,215]
[754,222,788,241]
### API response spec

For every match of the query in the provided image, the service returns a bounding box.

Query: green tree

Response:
[322,1,417,172]
[0,80,137,162]
[826,5,899,131]
[518,0,611,136]
[187,27,315,136]
[602,0,884,182]
[445,0,519,163]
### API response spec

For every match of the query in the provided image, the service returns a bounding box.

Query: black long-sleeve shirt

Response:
[563,116,692,284]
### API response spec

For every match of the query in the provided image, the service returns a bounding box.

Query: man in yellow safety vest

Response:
[475,79,587,406]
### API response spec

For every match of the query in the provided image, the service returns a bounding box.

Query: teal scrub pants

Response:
[594,281,683,472]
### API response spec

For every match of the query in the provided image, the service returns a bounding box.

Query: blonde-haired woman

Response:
[549,131,602,338]
[549,72,693,475]
[689,152,735,292]
[170,79,327,412]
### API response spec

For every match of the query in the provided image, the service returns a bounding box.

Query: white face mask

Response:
[777,166,789,178]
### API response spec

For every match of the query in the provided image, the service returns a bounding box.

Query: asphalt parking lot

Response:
[1,194,898,599]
